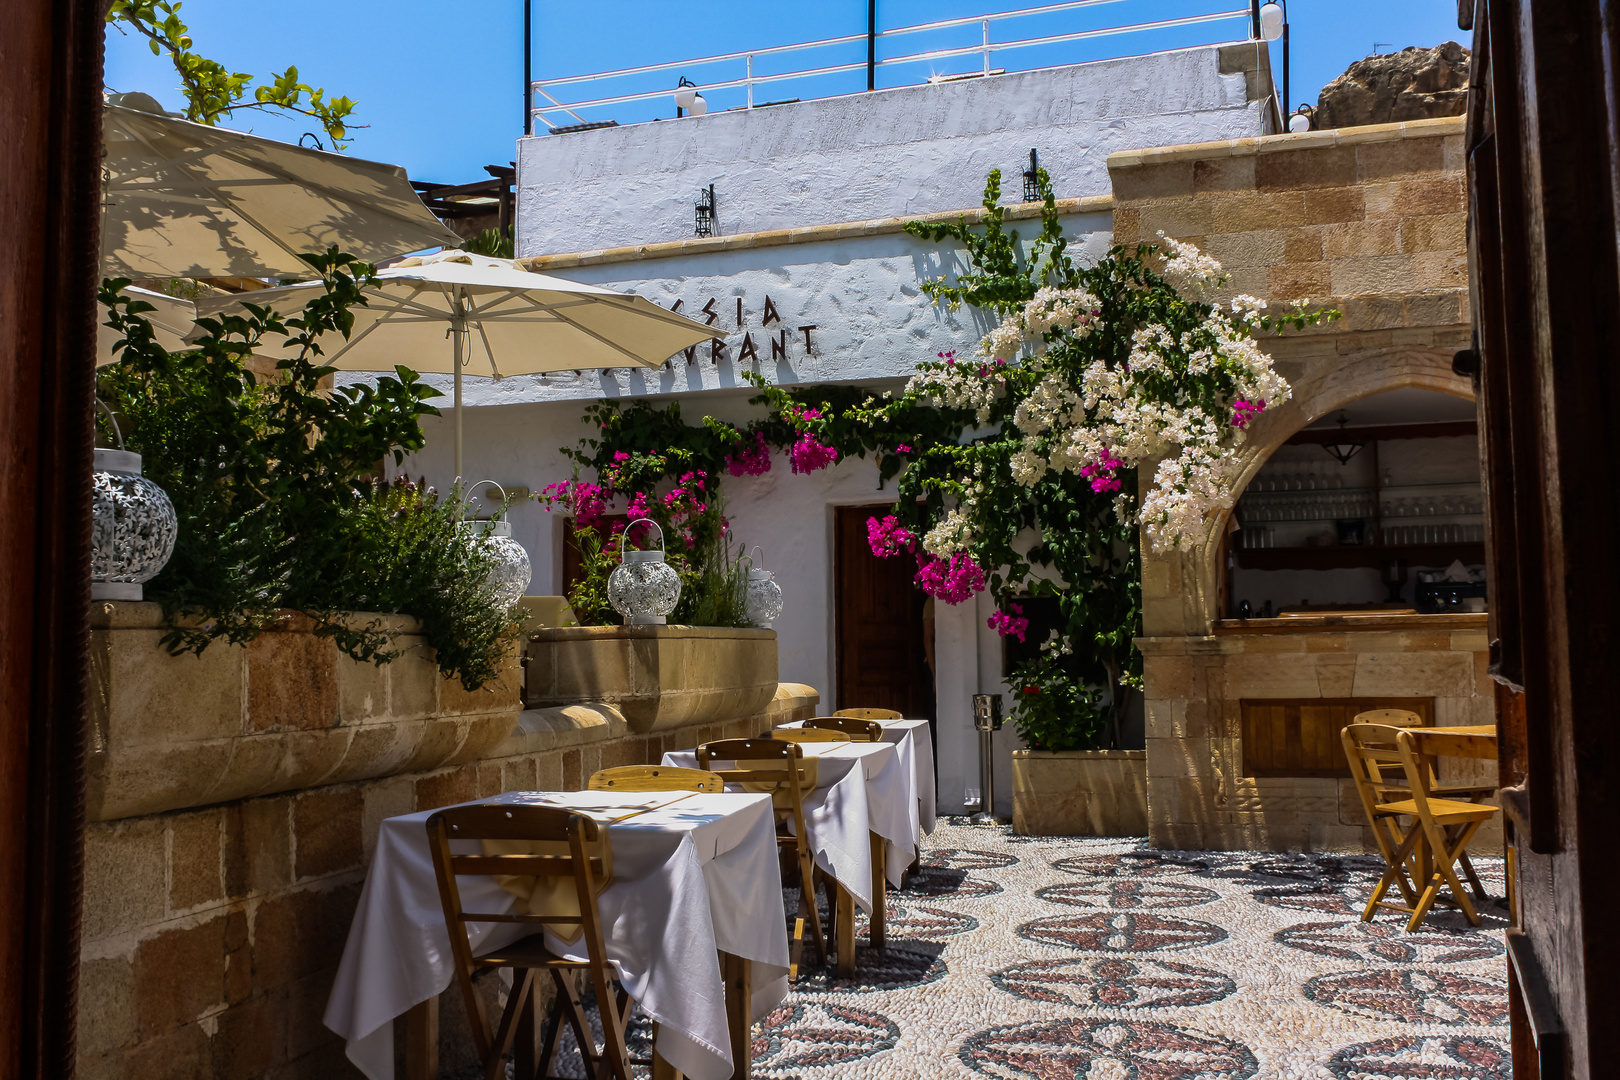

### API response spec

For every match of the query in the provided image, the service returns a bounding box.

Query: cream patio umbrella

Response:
[101,96,461,280]
[193,250,713,478]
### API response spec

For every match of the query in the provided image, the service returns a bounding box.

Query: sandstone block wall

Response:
[1138,618,1498,852]
[1110,118,1490,853]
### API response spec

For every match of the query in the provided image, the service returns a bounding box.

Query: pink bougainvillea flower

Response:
[1079,449,1125,494]
[726,432,773,477]
[987,602,1029,642]
[625,492,651,518]
[894,444,913,454]
[1230,398,1267,429]
[866,514,917,558]
[914,554,987,604]
[789,434,838,474]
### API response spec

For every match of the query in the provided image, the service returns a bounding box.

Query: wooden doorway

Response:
[834,506,933,718]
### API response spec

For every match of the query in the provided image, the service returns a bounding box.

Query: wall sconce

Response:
[674,76,706,118]
[1022,148,1042,202]
[1289,104,1315,133]
[1320,410,1365,466]
[694,183,716,237]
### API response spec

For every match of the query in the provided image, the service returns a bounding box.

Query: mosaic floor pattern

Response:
[749,820,1511,1080]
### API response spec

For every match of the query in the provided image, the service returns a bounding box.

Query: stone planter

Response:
[524,625,778,734]
[1011,749,1148,836]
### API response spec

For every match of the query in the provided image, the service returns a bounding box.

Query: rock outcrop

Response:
[1314,42,1470,129]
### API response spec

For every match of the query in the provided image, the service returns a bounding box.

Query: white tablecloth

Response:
[324,790,789,1080]
[878,719,937,835]
[663,742,906,911]
[782,719,936,839]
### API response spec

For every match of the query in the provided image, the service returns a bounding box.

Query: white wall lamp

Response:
[1257,1,1302,133]
[674,77,707,118]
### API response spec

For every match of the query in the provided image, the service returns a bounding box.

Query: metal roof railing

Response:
[532,1,1256,130]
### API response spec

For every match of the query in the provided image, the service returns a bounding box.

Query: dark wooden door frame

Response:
[1,3,104,1077]
[831,503,931,717]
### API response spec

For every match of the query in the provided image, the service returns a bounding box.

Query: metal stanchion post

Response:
[971,694,1002,824]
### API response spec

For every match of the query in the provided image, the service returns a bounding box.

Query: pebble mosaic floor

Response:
[746,819,1511,1080]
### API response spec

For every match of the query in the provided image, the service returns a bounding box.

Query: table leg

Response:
[652,1023,685,1080]
[834,882,857,979]
[869,833,887,949]
[721,951,753,1078]
[404,996,439,1080]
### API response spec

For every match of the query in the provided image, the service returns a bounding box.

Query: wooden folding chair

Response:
[809,716,883,742]
[588,765,724,792]
[1342,723,1424,918]
[835,707,904,720]
[1350,711,1495,899]
[770,727,852,745]
[1394,727,1500,930]
[696,738,828,979]
[425,805,640,1080]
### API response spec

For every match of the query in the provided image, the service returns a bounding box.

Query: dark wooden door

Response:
[834,506,932,717]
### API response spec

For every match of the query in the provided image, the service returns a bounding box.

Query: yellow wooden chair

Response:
[771,727,852,745]
[587,765,724,792]
[835,707,904,720]
[426,804,639,1080]
[1342,723,1499,930]
[696,737,827,979]
[810,716,884,742]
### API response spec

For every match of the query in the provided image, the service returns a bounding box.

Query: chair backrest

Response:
[1352,708,1426,727]
[810,715,883,742]
[588,765,723,792]
[772,726,852,744]
[696,737,816,828]
[425,805,613,1057]
[835,707,904,720]
[1341,723,1428,823]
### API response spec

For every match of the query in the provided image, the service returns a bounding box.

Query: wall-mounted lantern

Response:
[694,183,716,237]
[1022,148,1042,202]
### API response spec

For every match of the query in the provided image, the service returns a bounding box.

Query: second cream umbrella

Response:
[193,249,713,478]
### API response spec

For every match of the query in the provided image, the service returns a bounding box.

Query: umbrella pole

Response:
[453,323,464,482]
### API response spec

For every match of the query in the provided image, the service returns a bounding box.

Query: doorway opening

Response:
[833,505,934,722]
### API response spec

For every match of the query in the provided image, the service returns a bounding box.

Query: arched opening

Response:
[1226,386,1484,618]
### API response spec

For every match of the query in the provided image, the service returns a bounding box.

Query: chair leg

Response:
[1363,823,1422,922]
[1369,814,1419,907]
[485,970,534,1080]
[800,850,827,966]
[539,972,570,1079]
[554,970,598,1076]
[1458,849,1488,901]
[588,966,632,1080]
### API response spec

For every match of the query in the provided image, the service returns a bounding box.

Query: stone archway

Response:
[1139,343,1474,641]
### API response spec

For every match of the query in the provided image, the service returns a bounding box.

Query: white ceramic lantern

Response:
[91,448,178,601]
[744,545,784,627]
[608,519,682,625]
[460,481,531,608]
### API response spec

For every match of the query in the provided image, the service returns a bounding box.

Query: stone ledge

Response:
[1107,116,1466,170]
[517,194,1117,271]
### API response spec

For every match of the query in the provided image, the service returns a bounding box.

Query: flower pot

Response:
[523,624,778,734]
[1011,748,1147,836]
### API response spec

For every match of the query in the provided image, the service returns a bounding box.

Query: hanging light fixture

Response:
[744,545,785,628]
[694,183,716,237]
[608,519,683,625]
[1021,148,1042,203]
[459,481,531,608]
[1320,410,1365,466]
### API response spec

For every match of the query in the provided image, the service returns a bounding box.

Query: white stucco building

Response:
[395,40,1279,815]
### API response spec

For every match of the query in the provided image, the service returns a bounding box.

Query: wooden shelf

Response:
[1234,543,1486,571]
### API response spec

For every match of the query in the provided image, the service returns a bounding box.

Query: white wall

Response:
[517,43,1271,255]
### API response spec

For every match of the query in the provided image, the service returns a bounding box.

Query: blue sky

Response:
[105,1,1468,183]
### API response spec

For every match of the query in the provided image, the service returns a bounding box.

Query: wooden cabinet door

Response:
[834,506,931,718]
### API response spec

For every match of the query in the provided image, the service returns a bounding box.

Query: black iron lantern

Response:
[1321,410,1364,466]
[1022,148,1041,203]
[694,183,715,237]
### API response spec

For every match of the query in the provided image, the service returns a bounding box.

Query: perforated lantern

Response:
[91,448,177,600]
[608,519,682,625]
[459,481,531,608]
[744,546,784,628]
